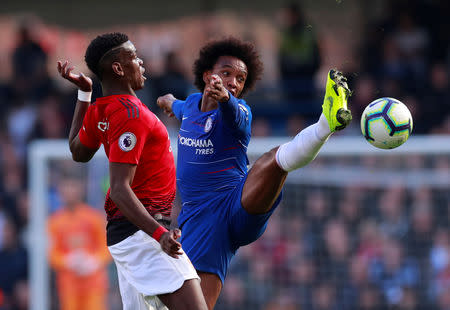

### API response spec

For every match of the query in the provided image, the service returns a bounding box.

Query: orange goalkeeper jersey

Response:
[47,203,111,292]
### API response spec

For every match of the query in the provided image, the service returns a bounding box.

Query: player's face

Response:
[120,41,146,90]
[210,56,248,98]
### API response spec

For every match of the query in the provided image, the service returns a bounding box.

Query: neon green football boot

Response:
[322,69,352,132]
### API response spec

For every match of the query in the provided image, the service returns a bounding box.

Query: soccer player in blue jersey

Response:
[157,37,352,309]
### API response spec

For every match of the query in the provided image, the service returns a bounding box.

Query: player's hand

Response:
[205,74,229,102]
[57,60,93,92]
[157,94,176,117]
[159,229,183,258]
[76,253,101,276]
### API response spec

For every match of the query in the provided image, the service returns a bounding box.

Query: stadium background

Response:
[0,0,449,309]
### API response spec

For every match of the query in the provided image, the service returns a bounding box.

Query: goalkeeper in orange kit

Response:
[47,177,111,310]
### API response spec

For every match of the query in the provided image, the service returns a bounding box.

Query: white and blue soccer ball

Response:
[360,97,413,149]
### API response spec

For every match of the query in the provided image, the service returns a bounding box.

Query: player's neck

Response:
[101,82,136,97]
[200,94,218,112]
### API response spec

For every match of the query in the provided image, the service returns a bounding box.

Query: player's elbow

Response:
[69,142,96,162]
[71,152,90,162]
[109,183,128,203]
[70,149,91,162]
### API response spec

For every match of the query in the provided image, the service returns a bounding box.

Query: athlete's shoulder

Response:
[100,95,154,124]
[112,95,144,120]
[184,93,202,105]
[236,98,251,117]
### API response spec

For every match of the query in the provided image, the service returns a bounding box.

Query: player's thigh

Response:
[242,147,287,214]
[229,192,281,247]
[158,278,207,310]
[198,272,222,310]
[115,262,150,310]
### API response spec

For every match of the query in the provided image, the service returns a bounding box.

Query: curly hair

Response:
[84,32,129,79]
[193,37,264,97]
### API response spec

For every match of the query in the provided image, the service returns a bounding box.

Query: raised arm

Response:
[57,60,98,162]
[157,94,177,118]
[206,74,250,134]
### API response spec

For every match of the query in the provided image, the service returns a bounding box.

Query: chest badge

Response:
[98,121,109,132]
[205,117,213,133]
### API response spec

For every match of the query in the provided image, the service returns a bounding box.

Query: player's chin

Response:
[134,81,145,90]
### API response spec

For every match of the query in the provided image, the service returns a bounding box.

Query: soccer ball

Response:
[360,97,413,149]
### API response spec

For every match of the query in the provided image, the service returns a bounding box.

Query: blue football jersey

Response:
[172,93,252,226]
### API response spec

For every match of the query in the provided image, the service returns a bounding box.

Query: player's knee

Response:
[253,147,278,169]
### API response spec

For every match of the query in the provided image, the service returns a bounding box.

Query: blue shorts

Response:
[178,175,282,284]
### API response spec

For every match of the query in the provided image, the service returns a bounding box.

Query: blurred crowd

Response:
[0,0,449,309]
[217,179,450,310]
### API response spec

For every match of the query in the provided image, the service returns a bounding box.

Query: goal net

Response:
[29,136,450,310]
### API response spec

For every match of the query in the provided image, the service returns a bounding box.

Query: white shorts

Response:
[108,230,199,310]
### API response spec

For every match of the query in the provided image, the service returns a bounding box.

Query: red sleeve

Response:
[78,107,101,149]
[108,114,151,164]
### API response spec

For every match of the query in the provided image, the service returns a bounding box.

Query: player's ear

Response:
[112,62,125,77]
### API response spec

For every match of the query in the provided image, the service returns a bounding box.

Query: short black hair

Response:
[193,37,264,97]
[84,32,129,79]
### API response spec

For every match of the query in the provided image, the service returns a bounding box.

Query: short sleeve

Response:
[172,99,185,120]
[78,109,101,149]
[108,116,150,164]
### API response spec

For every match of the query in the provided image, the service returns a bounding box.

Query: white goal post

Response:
[28,135,450,310]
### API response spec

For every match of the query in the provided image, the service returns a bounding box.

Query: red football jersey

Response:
[79,94,176,220]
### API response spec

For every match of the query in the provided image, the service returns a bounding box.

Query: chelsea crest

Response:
[205,117,213,133]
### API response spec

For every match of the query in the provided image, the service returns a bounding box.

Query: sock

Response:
[276,114,332,172]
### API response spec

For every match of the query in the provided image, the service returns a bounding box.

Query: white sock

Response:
[276,114,332,172]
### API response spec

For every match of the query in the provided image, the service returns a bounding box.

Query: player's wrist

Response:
[152,226,168,242]
[78,89,92,102]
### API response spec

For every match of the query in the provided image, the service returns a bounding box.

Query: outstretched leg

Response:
[158,279,208,310]
[242,69,352,215]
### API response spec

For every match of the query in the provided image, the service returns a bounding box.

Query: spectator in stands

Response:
[311,282,338,310]
[349,75,377,125]
[251,117,272,137]
[151,51,192,103]
[369,237,420,306]
[0,217,27,308]
[11,18,52,102]
[27,94,67,141]
[429,228,450,306]
[277,2,321,104]
[305,190,329,253]
[357,219,383,262]
[10,280,28,310]
[355,285,385,310]
[436,287,450,310]
[285,257,315,309]
[320,219,351,287]
[424,63,450,133]
[338,185,364,236]
[246,254,276,309]
[378,185,409,239]
[397,287,420,310]
[263,293,298,310]
[391,12,429,91]
[5,99,37,160]
[47,177,111,310]
[379,37,408,84]
[286,114,306,137]
[214,275,246,310]
[408,197,434,264]
[340,255,373,309]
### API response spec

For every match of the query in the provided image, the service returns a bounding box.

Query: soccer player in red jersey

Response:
[57,32,207,310]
